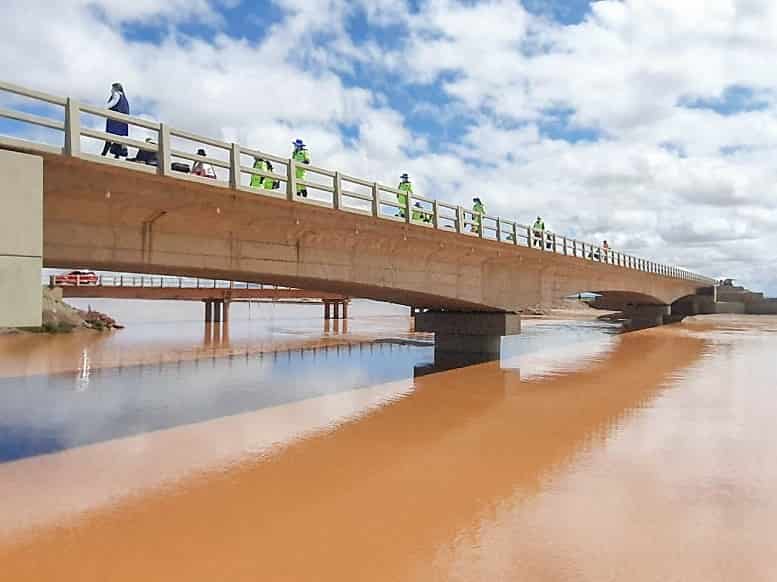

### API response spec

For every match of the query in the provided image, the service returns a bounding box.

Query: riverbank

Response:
[0,288,121,335]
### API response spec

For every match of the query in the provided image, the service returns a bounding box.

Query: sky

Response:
[2,0,777,293]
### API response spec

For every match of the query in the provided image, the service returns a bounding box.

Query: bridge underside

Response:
[32,150,704,314]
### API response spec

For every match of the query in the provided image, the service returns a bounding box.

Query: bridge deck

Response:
[59,285,349,303]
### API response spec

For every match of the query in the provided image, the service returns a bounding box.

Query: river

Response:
[1,302,776,581]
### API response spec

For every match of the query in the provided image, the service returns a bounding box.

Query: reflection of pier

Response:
[54,275,350,322]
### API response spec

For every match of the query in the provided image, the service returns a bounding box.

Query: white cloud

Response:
[2,0,777,293]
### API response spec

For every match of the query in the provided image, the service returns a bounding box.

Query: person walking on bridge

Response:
[292,139,310,197]
[532,216,545,248]
[472,197,486,235]
[192,148,217,179]
[250,157,278,190]
[101,82,130,159]
[397,173,413,218]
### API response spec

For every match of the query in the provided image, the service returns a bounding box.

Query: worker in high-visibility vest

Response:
[533,216,545,247]
[397,173,412,218]
[412,201,432,223]
[292,139,310,197]
[472,197,486,235]
[250,157,277,190]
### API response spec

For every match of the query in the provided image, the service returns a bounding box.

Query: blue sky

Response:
[111,0,603,152]
[3,0,777,293]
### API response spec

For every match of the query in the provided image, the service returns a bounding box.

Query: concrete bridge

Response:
[54,275,351,322]
[0,80,715,356]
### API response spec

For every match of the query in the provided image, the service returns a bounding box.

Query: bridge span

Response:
[0,80,715,356]
[55,276,351,322]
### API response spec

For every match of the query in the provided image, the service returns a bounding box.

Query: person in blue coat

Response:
[101,82,130,158]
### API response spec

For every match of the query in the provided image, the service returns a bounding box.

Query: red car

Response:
[53,270,99,286]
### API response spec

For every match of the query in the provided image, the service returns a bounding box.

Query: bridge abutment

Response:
[0,150,42,328]
[414,311,521,362]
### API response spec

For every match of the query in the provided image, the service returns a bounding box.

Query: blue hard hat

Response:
[400,173,409,180]
[473,197,481,203]
[293,139,305,148]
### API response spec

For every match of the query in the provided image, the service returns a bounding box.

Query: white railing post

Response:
[432,200,439,229]
[479,214,485,238]
[287,158,297,201]
[158,123,171,177]
[405,193,412,224]
[527,226,532,247]
[371,182,380,217]
[457,206,464,234]
[64,98,81,156]
[333,171,342,210]
[229,143,241,189]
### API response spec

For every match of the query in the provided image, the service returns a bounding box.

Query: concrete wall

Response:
[746,300,777,315]
[0,150,42,327]
[713,301,746,315]
[19,149,707,313]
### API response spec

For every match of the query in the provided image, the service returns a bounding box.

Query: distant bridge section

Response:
[54,276,351,322]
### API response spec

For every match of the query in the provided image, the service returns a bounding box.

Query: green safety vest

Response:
[533,220,545,231]
[250,159,274,190]
[293,148,310,194]
[412,203,432,223]
[473,201,485,220]
[397,181,413,215]
[293,148,310,179]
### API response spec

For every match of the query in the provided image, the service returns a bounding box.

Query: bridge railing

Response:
[48,273,296,290]
[1,79,715,286]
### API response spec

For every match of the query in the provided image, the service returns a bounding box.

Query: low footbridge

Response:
[55,276,351,322]
[0,80,714,354]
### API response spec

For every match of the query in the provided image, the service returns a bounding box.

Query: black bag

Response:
[171,162,190,173]
[109,143,128,157]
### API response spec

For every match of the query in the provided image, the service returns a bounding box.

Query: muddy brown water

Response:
[1,314,777,581]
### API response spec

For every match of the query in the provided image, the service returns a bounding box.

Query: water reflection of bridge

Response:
[54,275,351,322]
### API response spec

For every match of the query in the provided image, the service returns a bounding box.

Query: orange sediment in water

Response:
[0,326,710,581]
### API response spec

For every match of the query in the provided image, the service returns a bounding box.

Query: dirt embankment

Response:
[523,298,612,320]
[0,288,122,334]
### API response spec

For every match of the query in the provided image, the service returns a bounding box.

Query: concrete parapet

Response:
[0,150,42,327]
[717,288,763,304]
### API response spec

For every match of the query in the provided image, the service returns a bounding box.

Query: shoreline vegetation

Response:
[0,288,123,335]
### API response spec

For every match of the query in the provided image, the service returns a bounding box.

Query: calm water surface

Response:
[1,310,776,581]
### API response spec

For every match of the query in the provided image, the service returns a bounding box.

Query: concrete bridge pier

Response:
[414,311,522,363]
[324,301,349,321]
[0,150,42,328]
[624,304,673,328]
[203,300,229,324]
